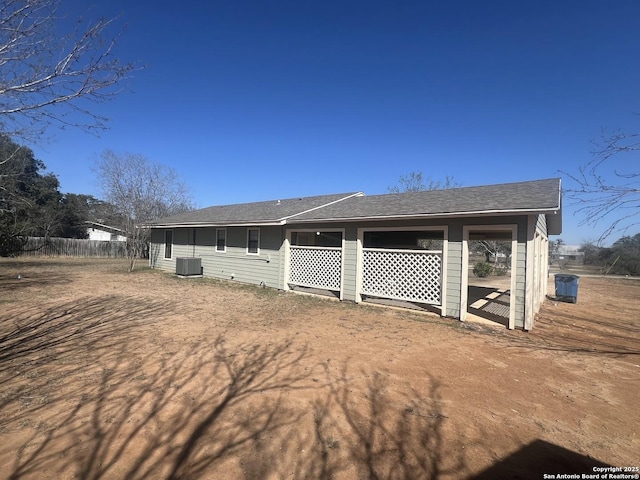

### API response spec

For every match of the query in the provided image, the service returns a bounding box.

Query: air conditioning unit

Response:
[176,257,202,276]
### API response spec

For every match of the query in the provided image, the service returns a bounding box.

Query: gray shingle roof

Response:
[150,192,363,226]
[294,178,561,222]
[150,178,561,228]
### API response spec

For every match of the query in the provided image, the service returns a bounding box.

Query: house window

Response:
[216,228,226,252]
[247,228,260,254]
[164,230,173,259]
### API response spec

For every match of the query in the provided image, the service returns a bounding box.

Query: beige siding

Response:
[514,238,527,328]
[342,226,359,301]
[536,213,547,236]
[445,240,462,318]
[201,226,279,287]
[150,226,283,288]
[150,229,176,271]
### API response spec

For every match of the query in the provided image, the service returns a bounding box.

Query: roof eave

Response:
[290,207,562,224]
[148,220,286,228]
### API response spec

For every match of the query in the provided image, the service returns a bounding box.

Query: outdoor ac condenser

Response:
[176,257,202,276]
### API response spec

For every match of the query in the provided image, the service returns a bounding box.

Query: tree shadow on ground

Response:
[0,295,168,378]
[0,296,469,479]
[1,259,103,270]
[0,258,132,294]
[2,332,314,480]
[0,269,74,292]
[293,367,468,480]
[0,295,175,477]
[509,307,640,356]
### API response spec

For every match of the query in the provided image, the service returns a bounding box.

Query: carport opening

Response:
[467,231,513,328]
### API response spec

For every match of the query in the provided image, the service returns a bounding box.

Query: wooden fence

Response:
[20,237,128,258]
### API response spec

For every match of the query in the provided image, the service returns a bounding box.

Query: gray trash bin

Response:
[555,274,580,303]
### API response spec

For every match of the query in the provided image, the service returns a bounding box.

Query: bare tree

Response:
[565,128,640,243]
[95,150,193,271]
[388,171,459,193]
[0,0,136,142]
[549,238,565,254]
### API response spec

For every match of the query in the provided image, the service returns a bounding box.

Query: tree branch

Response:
[0,0,138,140]
[562,127,640,242]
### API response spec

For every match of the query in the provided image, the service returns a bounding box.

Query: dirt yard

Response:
[0,258,638,479]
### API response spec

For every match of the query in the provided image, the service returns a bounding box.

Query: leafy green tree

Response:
[1,135,134,255]
[56,194,124,239]
[611,234,640,255]
[56,194,91,239]
[0,134,63,255]
[606,234,640,275]
[582,234,640,275]
[579,240,603,266]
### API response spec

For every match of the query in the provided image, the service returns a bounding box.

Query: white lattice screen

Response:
[289,246,342,291]
[362,248,442,304]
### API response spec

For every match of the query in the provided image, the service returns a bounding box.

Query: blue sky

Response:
[29,0,640,245]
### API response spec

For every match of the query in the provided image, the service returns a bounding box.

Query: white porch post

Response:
[524,216,536,331]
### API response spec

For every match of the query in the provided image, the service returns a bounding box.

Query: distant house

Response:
[551,244,584,265]
[147,178,562,331]
[86,221,127,242]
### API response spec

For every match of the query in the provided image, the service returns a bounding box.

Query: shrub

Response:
[494,266,509,276]
[473,262,493,278]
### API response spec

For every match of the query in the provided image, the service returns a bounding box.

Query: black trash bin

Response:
[554,274,580,303]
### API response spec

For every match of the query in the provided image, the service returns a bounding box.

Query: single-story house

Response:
[86,221,127,242]
[550,244,584,265]
[148,178,562,330]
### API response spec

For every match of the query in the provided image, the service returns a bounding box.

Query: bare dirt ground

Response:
[0,258,638,480]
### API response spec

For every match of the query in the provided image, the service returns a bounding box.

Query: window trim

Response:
[164,229,173,259]
[246,228,260,255]
[216,228,227,253]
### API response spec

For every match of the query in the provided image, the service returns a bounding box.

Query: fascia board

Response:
[290,207,562,224]
[148,220,286,228]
